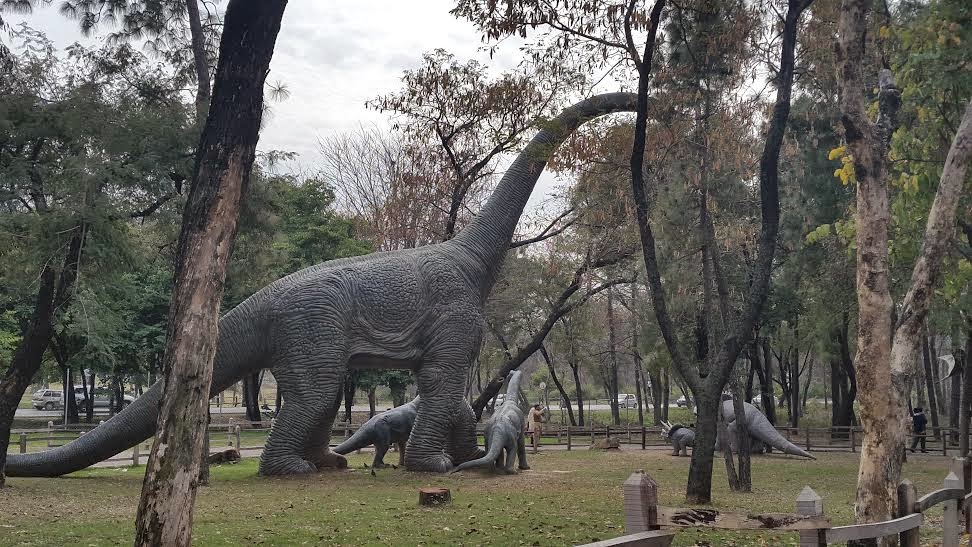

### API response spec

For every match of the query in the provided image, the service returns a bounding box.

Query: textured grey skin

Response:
[719,401,815,459]
[5,92,638,478]
[452,371,529,474]
[333,397,419,468]
[667,425,695,457]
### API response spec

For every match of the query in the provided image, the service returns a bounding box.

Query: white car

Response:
[676,395,688,408]
[617,394,637,409]
[32,389,63,410]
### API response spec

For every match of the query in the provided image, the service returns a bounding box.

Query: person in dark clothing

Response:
[910,408,928,453]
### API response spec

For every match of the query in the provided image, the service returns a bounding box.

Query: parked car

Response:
[32,389,63,410]
[74,386,134,409]
[675,395,688,408]
[616,393,637,409]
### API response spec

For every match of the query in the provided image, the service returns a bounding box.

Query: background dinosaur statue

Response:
[719,400,814,459]
[661,421,695,456]
[333,397,419,468]
[452,371,529,474]
[5,92,639,478]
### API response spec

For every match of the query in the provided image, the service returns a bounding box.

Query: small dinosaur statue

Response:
[661,421,695,456]
[333,397,419,468]
[452,371,529,474]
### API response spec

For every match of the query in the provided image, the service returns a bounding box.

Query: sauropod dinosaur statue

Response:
[452,371,529,474]
[333,397,419,468]
[719,400,815,459]
[5,92,639,478]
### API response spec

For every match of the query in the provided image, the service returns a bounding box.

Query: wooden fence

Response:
[582,458,972,547]
[9,420,965,465]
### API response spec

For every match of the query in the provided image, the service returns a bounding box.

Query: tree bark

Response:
[959,320,971,456]
[133,2,287,544]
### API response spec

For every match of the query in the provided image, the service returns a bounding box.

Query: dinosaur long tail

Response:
[451,435,504,473]
[5,297,267,477]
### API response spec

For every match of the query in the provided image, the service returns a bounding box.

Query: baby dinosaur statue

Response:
[333,397,419,468]
[5,92,638,478]
[452,371,529,474]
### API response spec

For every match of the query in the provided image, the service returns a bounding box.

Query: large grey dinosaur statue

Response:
[719,400,814,459]
[452,371,529,474]
[5,92,639,478]
[333,397,419,468]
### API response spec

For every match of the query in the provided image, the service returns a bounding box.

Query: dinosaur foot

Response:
[372,462,390,469]
[518,464,530,471]
[308,449,348,470]
[405,453,453,473]
[258,455,318,476]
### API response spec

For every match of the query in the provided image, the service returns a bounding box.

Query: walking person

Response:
[910,407,928,453]
[529,404,545,454]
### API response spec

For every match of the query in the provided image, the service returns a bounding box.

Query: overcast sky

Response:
[6,1,567,212]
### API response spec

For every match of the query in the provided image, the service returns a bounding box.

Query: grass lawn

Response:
[0,449,954,546]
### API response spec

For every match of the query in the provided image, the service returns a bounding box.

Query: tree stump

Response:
[418,487,452,507]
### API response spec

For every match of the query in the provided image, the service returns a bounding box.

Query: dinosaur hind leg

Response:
[371,430,392,468]
[303,381,346,470]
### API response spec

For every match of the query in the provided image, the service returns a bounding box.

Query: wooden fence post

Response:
[950,457,971,532]
[805,427,811,452]
[795,486,825,546]
[567,427,572,451]
[235,425,241,450]
[19,433,27,454]
[850,428,856,453]
[896,479,919,547]
[623,471,658,533]
[944,471,961,547]
[47,421,53,448]
[641,426,646,450]
[132,442,140,466]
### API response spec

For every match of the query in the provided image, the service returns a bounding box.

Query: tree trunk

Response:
[959,321,971,456]
[242,371,262,423]
[922,335,942,439]
[950,364,962,445]
[802,353,814,412]
[839,0,972,530]
[66,367,78,424]
[185,0,212,120]
[569,348,585,428]
[606,288,621,426]
[929,335,945,417]
[343,371,356,423]
[686,393,719,504]
[85,371,95,423]
[540,345,575,426]
[133,2,287,544]
[367,386,377,418]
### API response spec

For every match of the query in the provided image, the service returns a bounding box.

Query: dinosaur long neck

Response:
[450,92,638,293]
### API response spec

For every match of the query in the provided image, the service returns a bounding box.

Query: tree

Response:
[0,30,190,486]
[133,1,287,543]
[836,0,972,531]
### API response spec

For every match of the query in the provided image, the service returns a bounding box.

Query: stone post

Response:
[795,486,825,547]
[623,471,658,533]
